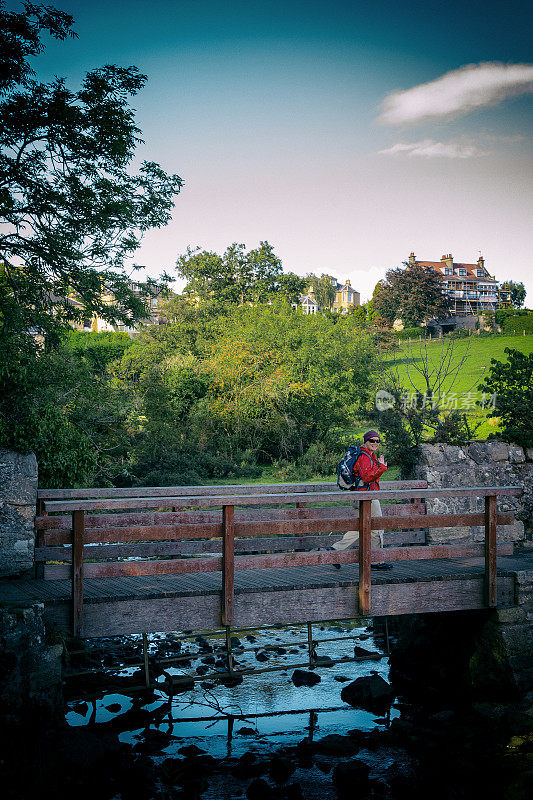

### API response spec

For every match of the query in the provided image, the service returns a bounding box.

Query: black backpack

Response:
[336,445,370,491]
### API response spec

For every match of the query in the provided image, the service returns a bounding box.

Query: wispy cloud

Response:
[378,139,488,159]
[378,62,533,126]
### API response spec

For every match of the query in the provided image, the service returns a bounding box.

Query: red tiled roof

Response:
[414,260,495,283]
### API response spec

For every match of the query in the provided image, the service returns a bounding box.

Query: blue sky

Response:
[29,0,533,300]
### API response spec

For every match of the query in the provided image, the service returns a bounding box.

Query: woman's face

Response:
[365,436,380,453]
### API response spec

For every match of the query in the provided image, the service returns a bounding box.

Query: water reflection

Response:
[65,620,398,759]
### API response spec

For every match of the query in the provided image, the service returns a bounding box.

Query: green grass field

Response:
[386,333,533,439]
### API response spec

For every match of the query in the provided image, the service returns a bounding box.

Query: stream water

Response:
[57,619,532,800]
[66,621,394,754]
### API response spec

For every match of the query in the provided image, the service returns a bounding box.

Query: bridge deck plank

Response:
[1,553,530,607]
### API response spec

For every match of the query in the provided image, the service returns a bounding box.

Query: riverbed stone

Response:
[333,759,370,799]
[292,669,321,687]
[341,674,395,712]
[246,777,276,800]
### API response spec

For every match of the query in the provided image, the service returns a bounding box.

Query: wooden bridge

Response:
[0,480,527,639]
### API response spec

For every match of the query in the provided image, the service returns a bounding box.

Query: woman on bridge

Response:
[333,430,388,551]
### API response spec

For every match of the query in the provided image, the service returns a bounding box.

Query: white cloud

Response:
[378,62,533,126]
[378,139,488,158]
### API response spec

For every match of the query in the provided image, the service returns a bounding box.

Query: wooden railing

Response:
[35,483,521,636]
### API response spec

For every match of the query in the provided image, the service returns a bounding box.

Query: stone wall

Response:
[479,571,533,694]
[0,449,38,577]
[409,442,532,545]
[0,603,63,725]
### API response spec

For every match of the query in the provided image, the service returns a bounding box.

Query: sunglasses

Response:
[367,438,380,443]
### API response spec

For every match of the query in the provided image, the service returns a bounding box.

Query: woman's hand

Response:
[379,454,388,468]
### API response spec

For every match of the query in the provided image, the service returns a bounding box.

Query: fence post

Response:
[358,499,372,615]
[484,495,497,607]
[307,621,315,666]
[34,498,47,578]
[222,505,235,626]
[72,509,85,637]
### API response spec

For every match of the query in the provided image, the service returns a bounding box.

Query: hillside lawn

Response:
[386,333,533,440]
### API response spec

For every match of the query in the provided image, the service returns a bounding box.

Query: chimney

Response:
[441,253,453,269]
[408,252,416,266]
[477,255,484,270]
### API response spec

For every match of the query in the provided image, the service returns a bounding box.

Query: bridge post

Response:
[72,510,84,637]
[222,505,235,625]
[307,621,315,666]
[485,494,497,607]
[358,499,372,615]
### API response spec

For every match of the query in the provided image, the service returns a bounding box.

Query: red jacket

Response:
[353,446,388,491]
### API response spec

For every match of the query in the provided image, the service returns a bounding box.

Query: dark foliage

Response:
[479,348,533,448]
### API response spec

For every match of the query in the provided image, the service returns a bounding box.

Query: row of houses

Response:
[75,252,514,333]
[300,253,513,320]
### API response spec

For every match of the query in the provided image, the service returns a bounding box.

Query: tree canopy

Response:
[501,281,527,309]
[0,1,183,460]
[0,0,183,341]
[305,273,337,310]
[373,262,452,326]
[176,241,305,307]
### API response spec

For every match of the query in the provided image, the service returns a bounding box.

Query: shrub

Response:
[447,328,470,339]
[478,348,533,448]
[394,327,425,340]
[499,312,533,335]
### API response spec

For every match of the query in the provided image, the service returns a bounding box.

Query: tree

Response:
[0,332,136,486]
[478,348,533,448]
[373,262,452,326]
[0,2,182,467]
[0,1,183,342]
[176,241,305,306]
[305,273,336,310]
[196,301,377,460]
[501,281,526,309]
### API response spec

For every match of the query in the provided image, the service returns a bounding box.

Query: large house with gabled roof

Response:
[407,252,511,317]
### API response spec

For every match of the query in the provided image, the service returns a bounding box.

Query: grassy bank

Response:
[386,333,533,439]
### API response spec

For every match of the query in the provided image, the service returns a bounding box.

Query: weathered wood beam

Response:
[222,505,235,626]
[42,485,522,512]
[485,495,498,607]
[37,479,429,500]
[358,499,372,616]
[71,510,84,637]
[34,501,427,531]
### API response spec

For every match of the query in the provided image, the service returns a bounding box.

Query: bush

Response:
[271,436,346,482]
[499,312,533,335]
[495,308,529,325]
[447,328,470,339]
[478,348,533,448]
[394,327,425,340]
[299,439,341,477]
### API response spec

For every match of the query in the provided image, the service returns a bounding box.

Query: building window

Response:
[459,269,467,276]
[445,268,453,275]
[477,270,484,277]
